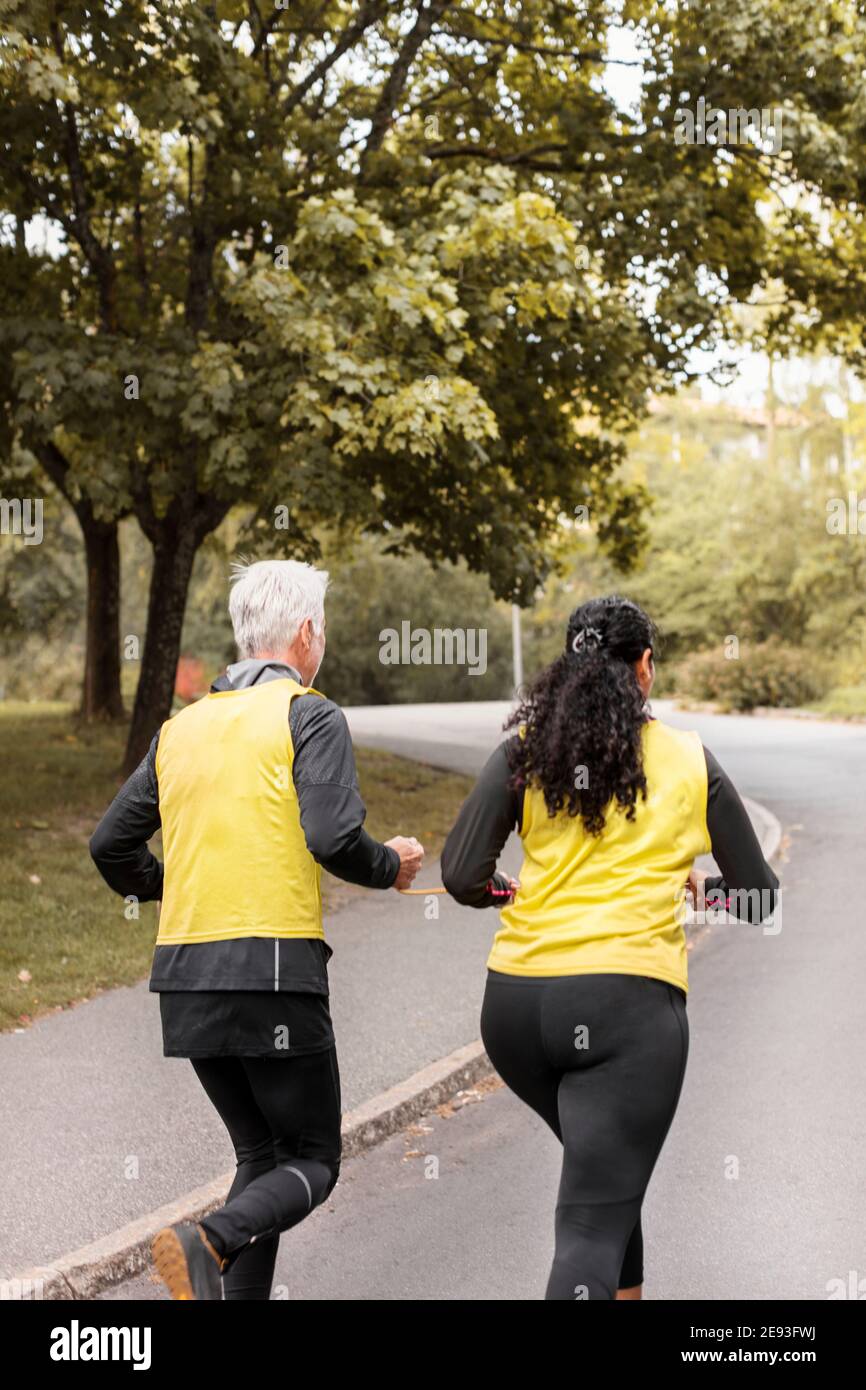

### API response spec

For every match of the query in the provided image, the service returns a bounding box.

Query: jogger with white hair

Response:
[228,558,329,661]
[91,559,425,1299]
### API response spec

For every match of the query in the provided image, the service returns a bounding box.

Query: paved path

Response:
[108,701,865,1300]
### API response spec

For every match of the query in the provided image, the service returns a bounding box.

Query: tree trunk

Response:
[30,440,126,723]
[122,524,199,775]
[80,517,125,721]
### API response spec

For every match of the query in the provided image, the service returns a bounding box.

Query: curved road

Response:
[106,699,866,1300]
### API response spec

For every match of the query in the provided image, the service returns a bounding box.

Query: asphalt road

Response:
[102,700,866,1300]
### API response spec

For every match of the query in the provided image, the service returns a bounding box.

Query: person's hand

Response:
[488,873,520,902]
[686,867,708,906]
[386,836,425,890]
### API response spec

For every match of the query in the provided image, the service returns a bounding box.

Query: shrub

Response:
[672,640,827,712]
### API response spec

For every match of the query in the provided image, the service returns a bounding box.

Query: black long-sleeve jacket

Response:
[90,660,399,993]
[441,736,779,924]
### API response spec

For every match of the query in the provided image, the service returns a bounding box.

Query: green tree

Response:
[7,0,866,770]
[318,532,513,703]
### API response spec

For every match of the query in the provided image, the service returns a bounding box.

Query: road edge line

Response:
[742,795,783,864]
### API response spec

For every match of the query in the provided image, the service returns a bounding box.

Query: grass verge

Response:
[810,686,866,719]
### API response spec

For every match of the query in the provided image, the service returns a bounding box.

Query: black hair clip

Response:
[570,626,604,653]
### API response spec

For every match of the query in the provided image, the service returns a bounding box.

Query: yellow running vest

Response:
[155,677,324,946]
[488,719,711,992]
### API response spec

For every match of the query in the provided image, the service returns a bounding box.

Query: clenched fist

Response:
[385,835,425,890]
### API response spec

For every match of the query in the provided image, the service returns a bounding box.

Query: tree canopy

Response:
[4,0,866,762]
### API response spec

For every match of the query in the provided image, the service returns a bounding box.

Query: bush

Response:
[672,640,827,712]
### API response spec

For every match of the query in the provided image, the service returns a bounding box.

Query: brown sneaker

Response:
[152,1221,228,1301]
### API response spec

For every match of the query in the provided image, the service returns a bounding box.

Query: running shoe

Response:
[151,1221,228,1301]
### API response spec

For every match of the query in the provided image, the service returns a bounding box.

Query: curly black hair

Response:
[505,595,657,836]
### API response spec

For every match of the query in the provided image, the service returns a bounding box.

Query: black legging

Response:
[480,970,688,1300]
[193,1047,342,1300]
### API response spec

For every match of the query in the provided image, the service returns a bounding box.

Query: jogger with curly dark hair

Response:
[442,595,779,1300]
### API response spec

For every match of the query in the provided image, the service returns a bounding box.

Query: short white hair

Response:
[228,559,329,659]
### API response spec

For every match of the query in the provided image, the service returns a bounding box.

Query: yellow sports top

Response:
[155,677,324,946]
[488,719,711,993]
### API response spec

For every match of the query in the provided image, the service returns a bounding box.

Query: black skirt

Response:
[159,989,336,1059]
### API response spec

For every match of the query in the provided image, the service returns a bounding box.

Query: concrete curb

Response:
[6,1039,492,1301]
[666,697,866,726]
